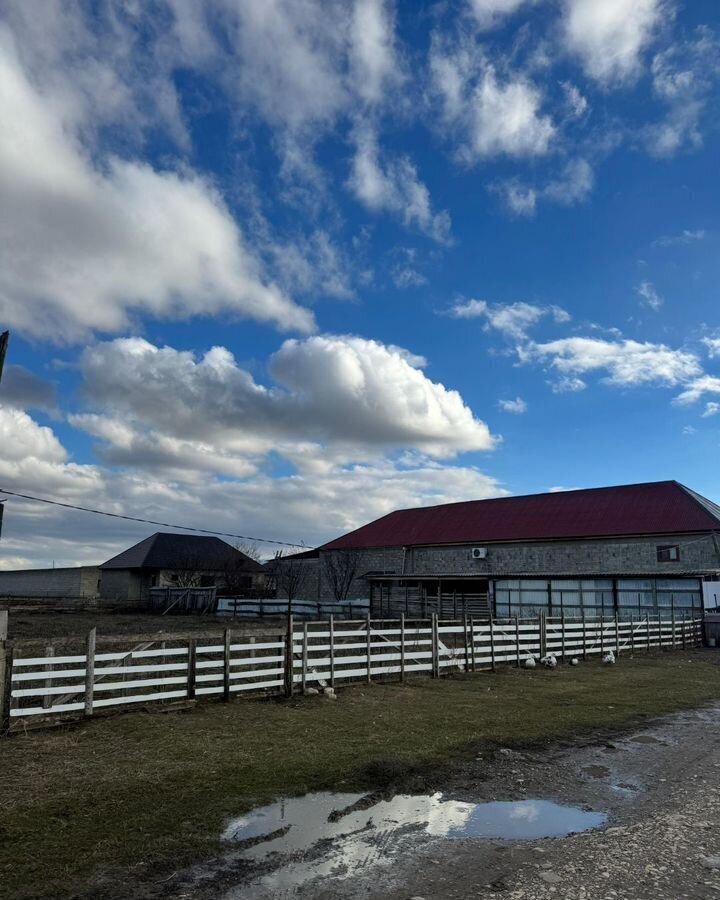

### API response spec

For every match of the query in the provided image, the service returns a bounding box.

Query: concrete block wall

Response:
[0,566,101,599]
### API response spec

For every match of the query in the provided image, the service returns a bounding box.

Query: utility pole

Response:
[0,331,8,386]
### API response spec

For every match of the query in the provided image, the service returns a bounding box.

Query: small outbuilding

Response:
[99,532,265,604]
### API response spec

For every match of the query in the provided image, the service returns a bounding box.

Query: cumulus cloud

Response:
[703,338,720,358]
[0,403,505,568]
[348,126,451,242]
[0,25,314,342]
[0,366,57,413]
[637,280,664,311]
[562,0,666,85]
[76,336,498,464]
[522,336,702,387]
[498,397,528,413]
[430,40,555,161]
[449,300,570,340]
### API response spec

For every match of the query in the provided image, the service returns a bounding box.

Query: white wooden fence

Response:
[1,613,703,731]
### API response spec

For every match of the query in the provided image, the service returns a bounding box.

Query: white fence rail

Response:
[1,614,703,730]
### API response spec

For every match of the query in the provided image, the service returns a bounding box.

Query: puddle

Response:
[222,792,607,898]
[629,735,664,745]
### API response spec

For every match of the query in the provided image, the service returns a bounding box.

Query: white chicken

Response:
[602,650,616,665]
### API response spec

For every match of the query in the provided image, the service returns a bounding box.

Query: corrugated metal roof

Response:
[100,532,265,572]
[322,481,720,550]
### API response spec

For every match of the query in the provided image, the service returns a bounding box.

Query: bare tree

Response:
[322,550,364,605]
[273,550,310,615]
[166,554,207,588]
[233,541,263,563]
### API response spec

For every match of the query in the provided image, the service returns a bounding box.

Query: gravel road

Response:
[181,705,720,900]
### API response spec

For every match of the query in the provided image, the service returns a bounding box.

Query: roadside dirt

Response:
[151,704,720,900]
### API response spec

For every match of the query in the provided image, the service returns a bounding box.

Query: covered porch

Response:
[367,574,491,618]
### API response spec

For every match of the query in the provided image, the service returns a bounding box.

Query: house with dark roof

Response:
[99,532,266,604]
[279,481,720,619]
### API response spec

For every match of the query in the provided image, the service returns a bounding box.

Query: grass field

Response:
[1,652,719,900]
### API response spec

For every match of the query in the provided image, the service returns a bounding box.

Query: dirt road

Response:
[174,705,720,899]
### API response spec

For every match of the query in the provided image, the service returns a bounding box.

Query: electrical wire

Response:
[0,487,307,549]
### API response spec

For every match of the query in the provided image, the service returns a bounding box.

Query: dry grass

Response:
[1,652,719,899]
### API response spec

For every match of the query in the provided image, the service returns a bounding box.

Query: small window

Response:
[657,545,680,562]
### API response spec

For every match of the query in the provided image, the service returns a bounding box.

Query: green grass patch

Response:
[1,652,719,899]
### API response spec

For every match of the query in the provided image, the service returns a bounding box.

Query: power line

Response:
[0,487,307,549]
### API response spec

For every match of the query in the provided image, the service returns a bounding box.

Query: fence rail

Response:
[0,613,704,731]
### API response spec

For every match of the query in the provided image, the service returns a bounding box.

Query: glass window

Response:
[655,578,700,591]
[657,545,680,562]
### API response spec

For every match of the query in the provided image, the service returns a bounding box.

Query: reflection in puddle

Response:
[222,792,606,899]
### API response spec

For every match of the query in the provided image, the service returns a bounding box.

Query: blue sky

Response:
[1,0,720,566]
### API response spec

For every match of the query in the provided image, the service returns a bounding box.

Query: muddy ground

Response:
[155,705,720,900]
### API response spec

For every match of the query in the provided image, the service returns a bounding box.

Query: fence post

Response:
[284,614,295,698]
[432,613,439,678]
[671,609,676,649]
[646,612,651,652]
[223,628,231,702]
[366,613,372,684]
[582,610,587,660]
[470,616,477,672]
[630,615,635,656]
[302,622,309,692]
[186,639,197,701]
[681,611,687,650]
[489,614,496,672]
[463,614,469,672]
[515,615,520,667]
[44,645,55,710]
[560,611,566,662]
[400,613,406,682]
[615,612,620,658]
[329,615,336,689]
[84,627,96,717]
[0,642,14,735]
[539,612,546,658]
[600,614,604,657]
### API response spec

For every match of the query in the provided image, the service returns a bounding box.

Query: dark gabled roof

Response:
[322,481,720,551]
[100,532,265,572]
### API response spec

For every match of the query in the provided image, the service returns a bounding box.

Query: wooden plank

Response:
[84,628,96,717]
[223,628,231,702]
[431,613,439,678]
[615,612,620,658]
[462,614,469,672]
[630,615,635,655]
[515,615,520,667]
[400,613,406,682]
[646,613,651,652]
[470,616,477,672]
[43,645,54,710]
[329,615,335,689]
[302,622,309,692]
[0,642,13,734]
[489,615,496,672]
[284,615,294,698]
[366,614,372,684]
[186,639,197,700]
[582,611,587,661]
[560,612,566,662]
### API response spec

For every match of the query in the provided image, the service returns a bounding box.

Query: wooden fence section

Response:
[2,614,704,730]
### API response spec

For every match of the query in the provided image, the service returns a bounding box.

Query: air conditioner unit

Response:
[471,547,487,560]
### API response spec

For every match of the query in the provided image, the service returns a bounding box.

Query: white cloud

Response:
[702,402,720,418]
[560,81,589,119]
[703,338,720,358]
[637,280,664,311]
[562,0,666,84]
[348,126,451,242]
[0,26,314,342]
[350,0,401,105]
[523,336,702,387]
[77,336,498,464]
[645,29,720,157]
[495,159,594,216]
[0,404,505,568]
[674,375,720,406]
[682,425,696,435]
[551,376,587,393]
[430,41,555,160]
[498,397,528,414]
[449,300,570,340]
[468,0,537,30]
[652,229,705,247]
[0,366,56,413]
[392,267,428,289]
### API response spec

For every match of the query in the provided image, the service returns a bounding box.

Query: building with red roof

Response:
[282,481,720,619]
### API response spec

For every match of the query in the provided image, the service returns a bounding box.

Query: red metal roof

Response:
[322,481,720,550]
